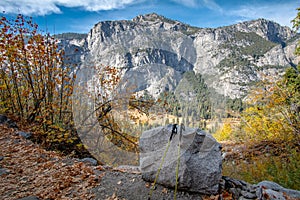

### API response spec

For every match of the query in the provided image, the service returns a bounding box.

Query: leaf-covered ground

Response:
[0,124,103,199]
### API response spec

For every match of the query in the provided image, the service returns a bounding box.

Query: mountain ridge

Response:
[60,13,300,99]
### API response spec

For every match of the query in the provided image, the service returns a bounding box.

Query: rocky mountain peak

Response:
[132,13,201,36]
[132,13,176,24]
[230,18,295,43]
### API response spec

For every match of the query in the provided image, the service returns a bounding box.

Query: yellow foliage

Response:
[223,8,300,191]
[240,88,297,142]
[214,123,233,142]
[223,149,300,190]
[237,67,300,143]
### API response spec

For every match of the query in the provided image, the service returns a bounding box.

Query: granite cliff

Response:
[57,13,300,99]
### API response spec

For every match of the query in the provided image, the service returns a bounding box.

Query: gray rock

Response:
[262,189,285,200]
[222,176,259,199]
[62,158,76,166]
[0,168,10,176]
[256,185,263,199]
[17,196,40,200]
[223,176,243,188]
[18,131,32,139]
[80,157,98,166]
[257,180,284,191]
[0,156,3,161]
[229,188,241,199]
[223,177,300,200]
[240,180,256,192]
[6,119,18,128]
[0,114,7,124]
[240,190,257,199]
[238,197,256,200]
[0,115,18,128]
[139,125,222,194]
[114,165,141,173]
[257,181,300,199]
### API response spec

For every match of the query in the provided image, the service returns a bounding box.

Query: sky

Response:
[0,0,299,34]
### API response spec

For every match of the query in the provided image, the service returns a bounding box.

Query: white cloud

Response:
[170,0,198,7]
[170,0,223,12]
[0,0,61,15]
[0,0,139,16]
[202,0,223,13]
[229,2,298,28]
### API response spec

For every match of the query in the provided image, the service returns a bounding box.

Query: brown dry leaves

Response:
[0,125,102,199]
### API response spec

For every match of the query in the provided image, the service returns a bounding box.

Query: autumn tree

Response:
[0,14,77,147]
[0,15,153,163]
[73,63,158,165]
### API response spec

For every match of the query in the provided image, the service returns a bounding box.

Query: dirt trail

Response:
[92,169,203,200]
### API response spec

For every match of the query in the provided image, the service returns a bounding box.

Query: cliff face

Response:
[60,13,300,99]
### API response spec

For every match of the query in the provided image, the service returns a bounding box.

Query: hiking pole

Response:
[174,123,184,200]
[148,138,171,200]
[148,124,178,200]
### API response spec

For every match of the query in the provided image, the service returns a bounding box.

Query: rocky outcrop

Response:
[139,125,222,194]
[230,18,294,43]
[256,181,300,199]
[61,13,300,99]
[222,176,300,200]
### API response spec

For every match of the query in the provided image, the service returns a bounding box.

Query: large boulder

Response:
[139,125,222,194]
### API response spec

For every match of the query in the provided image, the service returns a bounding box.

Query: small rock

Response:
[80,157,98,166]
[18,131,32,139]
[0,114,8,124]
[257,181,300,199]
[93,169,104,177]
[240,190,257,199]
[240,180,256,192]
[231,178,243,188]
[257,181,283,191]
[229,188,241,199]
[61,159,75,167]
[219,178,226,191]
[0,115,18,128]
[0,156,3,161]
[17,196,40,200]
[238,197,255,200]
[0,168,10,176]
[256,185,263,199]
[114,165,141,173]
[263,189,285,200]
[6,119,18,128]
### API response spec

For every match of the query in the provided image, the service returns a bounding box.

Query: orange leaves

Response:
[96,65,121,101]
[0,125,101,199]
[1,14,74,133]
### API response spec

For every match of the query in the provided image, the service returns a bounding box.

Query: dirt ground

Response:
[92,167,204,200]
